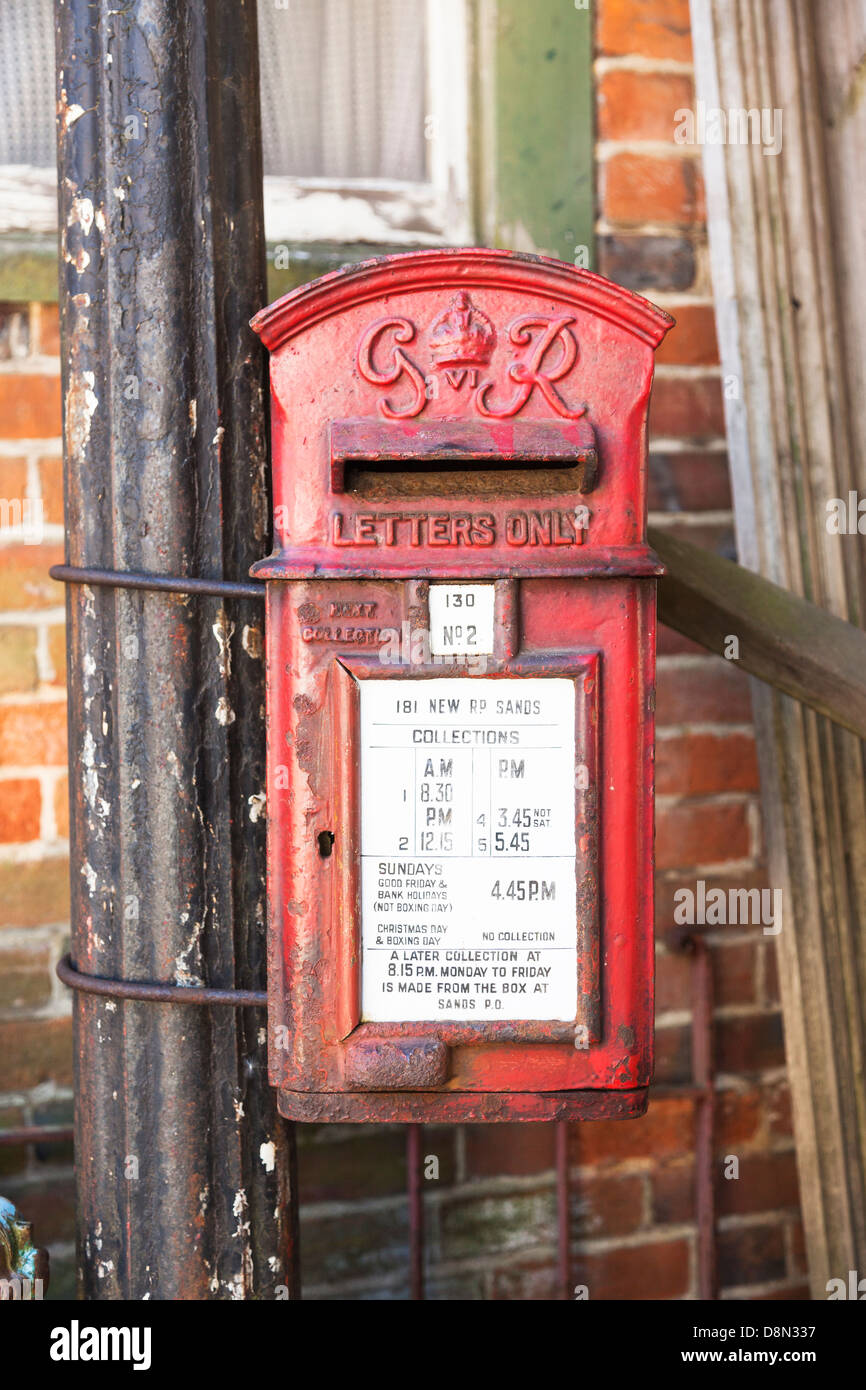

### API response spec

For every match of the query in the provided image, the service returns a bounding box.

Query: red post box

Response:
[251,249,672,1123]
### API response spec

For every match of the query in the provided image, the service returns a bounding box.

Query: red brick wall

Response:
[0,300,74,1297]
[0,0,806,1302]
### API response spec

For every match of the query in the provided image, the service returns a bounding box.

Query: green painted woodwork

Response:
[487,0,594,266]
[0,235,59,302]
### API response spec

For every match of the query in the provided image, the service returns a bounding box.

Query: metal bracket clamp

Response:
[57,955,267,1008]
[49,563,266,602]
[51,565,269,1014]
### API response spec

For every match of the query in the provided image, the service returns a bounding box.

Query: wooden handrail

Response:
[650,526,866,741]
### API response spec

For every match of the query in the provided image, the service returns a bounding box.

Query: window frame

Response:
[0,0,472,248]
[0,166,57,235]
[263,0,472,246]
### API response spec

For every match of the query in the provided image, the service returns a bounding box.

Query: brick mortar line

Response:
[0,1000,73,1025]
[719,1276,810,1301]
[41,768,63,842]
[649,437,727,453]
[567,1145,798,1183]
[0,928,69,950]
[0,841,69,865]
[35,625,58,685]
[0,526,65,545]
[656,724,755,738]
[717,1209,801,1233]
[0,1166,75,1191]
[594,56,695,77]
[650,434,728,450]
[648,294,717,309]
[655,1009,694,1028]
[716,1064,789,1085]
[0,839,69,861]
[657,928,777,949]
[0,688,67,710]
[657,652,740,669]
[656,791,760,807]
[648,509,733,525]
[717,1066,788,1089]
[650,435,731,450]
[596,217,709,238]
[0,924,67,949]
[0,766,67,778]
[0,357,61,376]
[0,448,62,479]
[26,457,43,515]
[657,790,760,807]
[298,1250,552,1300]
[597,140,704,161]
[599,224,709,240]
[747,799,764,863]
[0,1083,74,1109]
[703,1021,788,1050]
[654,732,758,746]
[48,933,72,1015]
[0,441,64,455]
[423,1243,556,1284]
[0,692,67,711]
[654,364,721,379]
[656,1000,783,1028]
[0,610,67,627]
[295,1119,459,1146]
[298,1172,565,1221]
[550,1223,698,1257]
[299,1276,426,1300]
[659,858,764,877]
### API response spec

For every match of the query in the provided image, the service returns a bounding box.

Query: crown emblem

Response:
[429,291,495,367]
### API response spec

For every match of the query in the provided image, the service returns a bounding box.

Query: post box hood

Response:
[251,248,673,580]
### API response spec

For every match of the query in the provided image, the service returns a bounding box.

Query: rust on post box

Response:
[251,249,673,1123]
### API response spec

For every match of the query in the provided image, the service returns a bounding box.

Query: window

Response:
[0,0,472,246]
[259,0,471,245]
[0,0,56,234]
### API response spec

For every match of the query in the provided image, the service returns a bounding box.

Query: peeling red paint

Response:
[254,250,670,1123]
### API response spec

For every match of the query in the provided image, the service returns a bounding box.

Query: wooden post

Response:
[690,0,866,1296]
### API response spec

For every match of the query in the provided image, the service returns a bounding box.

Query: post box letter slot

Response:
[329,418,599,496]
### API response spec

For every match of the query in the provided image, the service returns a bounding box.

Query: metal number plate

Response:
[428,583,495,657]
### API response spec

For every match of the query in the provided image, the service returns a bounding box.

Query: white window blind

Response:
[259,0,427,182]
[0,0,55,166]
[0,0,468,244]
